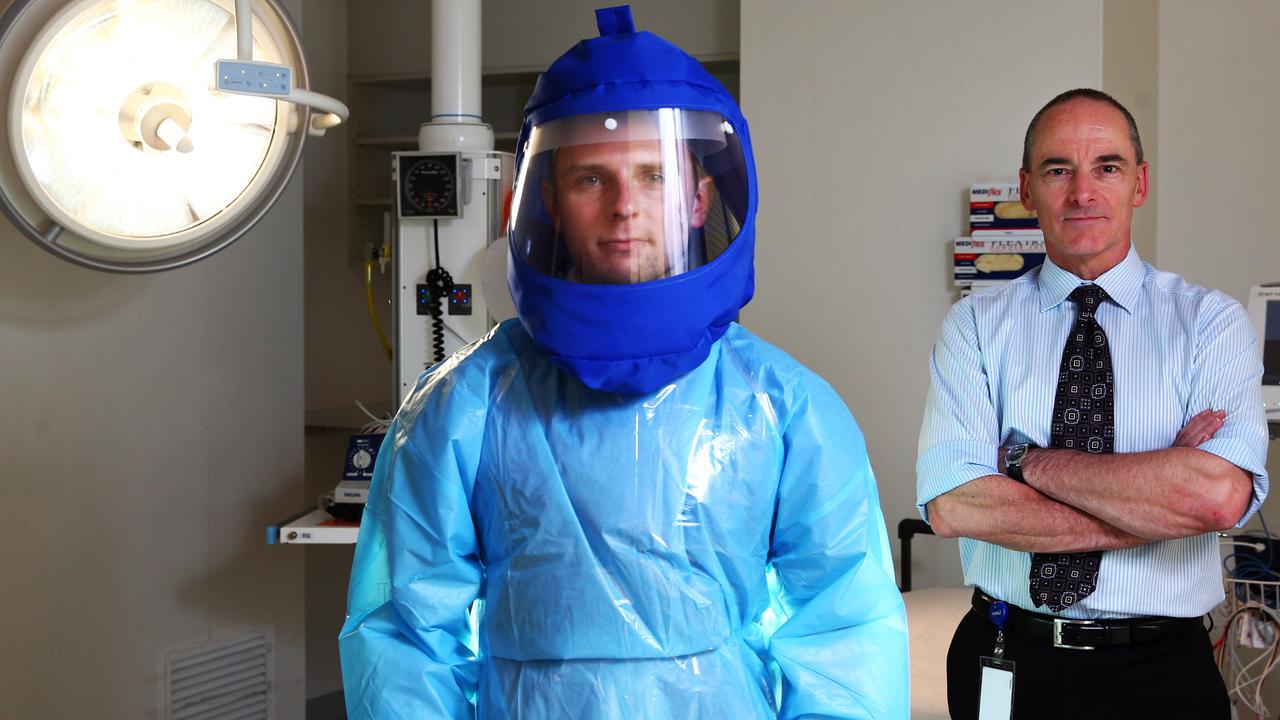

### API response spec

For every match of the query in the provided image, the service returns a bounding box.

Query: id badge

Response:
[977,656,1016,720]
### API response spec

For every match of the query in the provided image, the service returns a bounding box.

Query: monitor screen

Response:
[1265,299,1280,385]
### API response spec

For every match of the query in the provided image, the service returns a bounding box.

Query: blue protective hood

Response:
[508,5,757,395]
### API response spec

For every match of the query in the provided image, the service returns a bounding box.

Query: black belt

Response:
[971,589,1203,650]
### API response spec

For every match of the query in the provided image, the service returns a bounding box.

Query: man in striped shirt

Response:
[917,88,1269,720]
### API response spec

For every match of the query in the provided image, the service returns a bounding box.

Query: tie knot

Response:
[1069,284,1109,313]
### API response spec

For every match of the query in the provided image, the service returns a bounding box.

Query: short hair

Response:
[1022,88,1143,171]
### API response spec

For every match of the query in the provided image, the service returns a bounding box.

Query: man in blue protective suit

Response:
[339,6,909,719]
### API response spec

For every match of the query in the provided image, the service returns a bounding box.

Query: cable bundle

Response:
[1217,603,1280,718]
[1217,514,1280,718]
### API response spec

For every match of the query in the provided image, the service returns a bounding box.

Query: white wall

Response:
[1155,5,1280,469]
[1153,2,1280,706]
[741,0,1103,590]
[300,0,357,705]
[0,1,308,717]
[1154,1,1280,305]
[0,194,307,718]
[1102,0,1159,262]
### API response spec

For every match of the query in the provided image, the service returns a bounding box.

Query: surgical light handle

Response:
[289,88,349,134]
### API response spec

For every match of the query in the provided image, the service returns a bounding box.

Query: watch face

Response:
[1005,444,1029,483]
[1008,440,1029,479]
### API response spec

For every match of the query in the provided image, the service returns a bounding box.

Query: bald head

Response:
[1023,89,1143,172]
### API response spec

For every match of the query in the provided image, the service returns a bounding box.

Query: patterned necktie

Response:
[1028,284,1113,612]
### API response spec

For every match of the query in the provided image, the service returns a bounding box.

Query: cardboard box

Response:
[968,230,1046,251]
[970,182,1039,231]
[954,234,1046,285]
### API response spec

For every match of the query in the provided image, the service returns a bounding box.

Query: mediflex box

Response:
[970,182,1039,231]
[954,232,1046,285]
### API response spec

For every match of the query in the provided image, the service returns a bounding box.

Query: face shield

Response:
[510,109,747,285]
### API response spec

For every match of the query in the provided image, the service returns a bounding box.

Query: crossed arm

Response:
[927,409,1254,552]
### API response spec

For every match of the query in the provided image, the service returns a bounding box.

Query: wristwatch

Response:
[1005,443,1032,483]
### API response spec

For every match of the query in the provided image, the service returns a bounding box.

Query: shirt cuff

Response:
[1197,435,1270,527]
[916,440,998,523]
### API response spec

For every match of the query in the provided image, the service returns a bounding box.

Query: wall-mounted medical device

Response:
[390,0,514,406]
[1247,284,1280,422]
[392,150,512,404]
[0,0,347,272]
[398,152,463,219]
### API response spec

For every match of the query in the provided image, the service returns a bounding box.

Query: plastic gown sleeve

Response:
[339,367,487,719]
[768,381,910,719]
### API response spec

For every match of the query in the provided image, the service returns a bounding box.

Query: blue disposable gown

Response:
[339,320,909,719]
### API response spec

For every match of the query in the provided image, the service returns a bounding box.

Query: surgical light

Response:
[0,0,347,272]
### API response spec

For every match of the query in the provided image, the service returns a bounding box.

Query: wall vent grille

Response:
[163,627,274,720]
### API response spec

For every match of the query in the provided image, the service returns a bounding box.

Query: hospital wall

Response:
[1153,2,1280,310]
[1155,4,1280,711]
[741,0,1280,592]
[0,2,307,718]
[298,0,356,710]
[1152,5,1280,502]
[741,0,1102,590]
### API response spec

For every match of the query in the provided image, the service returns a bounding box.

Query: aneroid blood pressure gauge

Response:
[396,152,462,219]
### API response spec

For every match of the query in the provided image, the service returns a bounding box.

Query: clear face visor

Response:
[510,109,748,285]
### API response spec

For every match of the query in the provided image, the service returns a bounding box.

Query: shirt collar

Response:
[1038,245,1143,314]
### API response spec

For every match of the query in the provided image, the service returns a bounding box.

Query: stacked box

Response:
[969,182,1039,232]
[955,181,1046,288]
[954,232,1046,286]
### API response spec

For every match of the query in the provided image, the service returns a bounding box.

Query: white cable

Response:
[1221,602,1280,718]
[354,399,384,424]
[354,400,392,434]
[1225,608,1261,715]
[1223,539,1269,553]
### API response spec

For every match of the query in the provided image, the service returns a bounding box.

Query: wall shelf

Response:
[269,507,359,545]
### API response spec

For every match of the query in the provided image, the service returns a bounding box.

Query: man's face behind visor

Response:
[547,140,712,285]
[510,109,747,286]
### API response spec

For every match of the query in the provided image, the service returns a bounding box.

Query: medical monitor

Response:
[1247,285,1280,420]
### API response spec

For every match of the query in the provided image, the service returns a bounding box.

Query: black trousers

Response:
[946,609,1229,720]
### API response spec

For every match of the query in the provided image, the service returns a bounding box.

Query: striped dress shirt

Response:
[917,247,1270,619]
